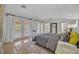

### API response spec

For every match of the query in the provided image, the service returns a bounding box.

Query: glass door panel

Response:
[24,19,30,37]
[15,18,22,38]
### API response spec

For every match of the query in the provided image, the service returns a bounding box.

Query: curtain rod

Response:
[6,13,32,20]
[6,13,47,23]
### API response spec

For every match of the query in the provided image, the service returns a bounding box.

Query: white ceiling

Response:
[4,4,79,22]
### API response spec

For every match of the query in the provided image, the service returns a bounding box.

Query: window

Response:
[37,23,44,34]
[37,23,50,34]
[44,23,50,33]
[61,23,68,33]
[40,23,44,33]
[37,23,40,33]
[15,18,22,38]
[24,19,30,36]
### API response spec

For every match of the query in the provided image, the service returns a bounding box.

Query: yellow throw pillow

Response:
[69,32,79,45]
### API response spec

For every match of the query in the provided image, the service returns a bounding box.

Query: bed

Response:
[55,41,79,54]
[32,33,60,52]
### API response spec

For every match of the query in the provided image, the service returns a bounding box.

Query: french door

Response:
[15,17,31,39]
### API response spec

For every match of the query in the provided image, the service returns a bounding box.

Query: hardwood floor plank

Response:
[1,38,53,54]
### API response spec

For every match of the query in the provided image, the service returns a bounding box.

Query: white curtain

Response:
[3,15,15,42]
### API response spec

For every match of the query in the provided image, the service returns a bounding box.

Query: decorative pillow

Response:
[69,32,79,45]
[60,32,70,42]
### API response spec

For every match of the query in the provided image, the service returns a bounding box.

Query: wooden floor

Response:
[0,38,53,54]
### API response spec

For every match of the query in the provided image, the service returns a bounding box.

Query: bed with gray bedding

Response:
[32,33,60,52]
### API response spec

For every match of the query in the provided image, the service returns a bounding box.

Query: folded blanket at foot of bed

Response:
[32,33,60,52]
